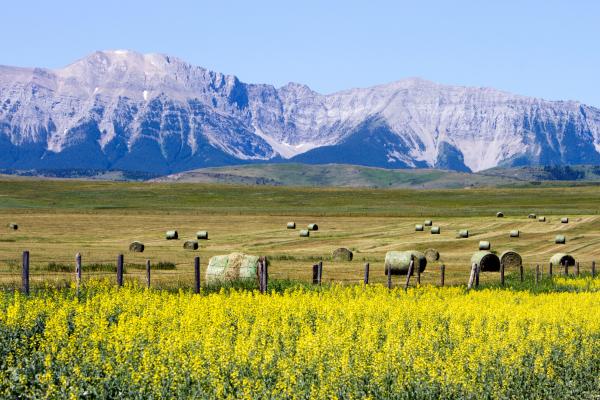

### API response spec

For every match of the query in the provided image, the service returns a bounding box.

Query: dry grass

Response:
[1,211,599,287]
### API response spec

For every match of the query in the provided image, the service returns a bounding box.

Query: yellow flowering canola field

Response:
[0,281,599,399]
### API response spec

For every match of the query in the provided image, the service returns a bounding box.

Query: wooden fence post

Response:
[75,252,82,292]
[363,263,369,284]
[475,263,480,288]
[194,256,200,294]
[535,265,539,285]
[22,250,30,295]
[259,256,268,293]
[387,263,392,289]
[404,259,414,291]
[467,263,476,290]
[563,260,568,276]
[519,264,524,283]
[312,264,319,285]
[146,259,151,289]
[440,264,445,287]
[549,262,553,277]
[575,262,580,276]
[416,262,421,285]
[592,261,596,278]
[318,261,323,285]
[117,254,124,287]
[257,260,263,292]
[500,262,505,286]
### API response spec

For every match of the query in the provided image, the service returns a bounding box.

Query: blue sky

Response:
[2,0,599,106]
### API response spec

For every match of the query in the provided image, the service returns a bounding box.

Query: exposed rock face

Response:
[2,50,600,174]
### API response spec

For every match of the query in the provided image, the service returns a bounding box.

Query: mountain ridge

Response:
[152,163,600,189]
[2,50,600,174]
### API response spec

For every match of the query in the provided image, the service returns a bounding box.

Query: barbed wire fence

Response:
[0,250,597,295]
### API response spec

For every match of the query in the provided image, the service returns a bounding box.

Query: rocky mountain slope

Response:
[2,50,600,174]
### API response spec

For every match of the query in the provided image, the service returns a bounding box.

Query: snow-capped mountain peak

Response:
[1,50,600,174]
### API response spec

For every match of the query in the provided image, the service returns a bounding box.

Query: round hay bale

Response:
[287,222,296,229]
[205,252,261,284]
[509,230,520,238]
[500,250,522,269]
[496,211,504,218]
[424,248,440,262]
[129,241,145,253]
[166,230,178,240]
[183,240,199,250]
[478,240,491,250]
[555,235,566,244]
[424,220,433,226]
[458,229,469,238]
[561,217,569,224]
[384,251,426,275]
[415,224,424,231]
[8,223,18,230]
[299,229,310,237]
[196,231,209,240]
[550,253,575,267]
[307,223,319,231]
[332,247,353,261]
[538,216,546,222]
[528,213,537,219]
[471,251,500,272]
[431,226,441,234]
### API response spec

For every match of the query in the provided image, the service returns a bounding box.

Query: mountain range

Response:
[2,50,600,175]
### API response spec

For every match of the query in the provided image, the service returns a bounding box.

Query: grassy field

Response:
[1,178,600,288]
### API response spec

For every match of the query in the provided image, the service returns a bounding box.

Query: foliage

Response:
[0,280,598,399]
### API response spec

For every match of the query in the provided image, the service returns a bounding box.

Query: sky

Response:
[1,0,600,106]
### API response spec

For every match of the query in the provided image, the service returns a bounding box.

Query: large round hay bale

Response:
[424,248,440,262]
[166,230,178,240]
[307,223,318,231]
[479,240,491,250]
[415,224,424,231]
[8,223,18,230]
[332,247,353,261]
[196,231,208,240]
[299,230,310,237]
[287,222,296,229]
[500,250,522,269]
[509,230,520,238]
[205,253,261,284]
[129,241,145,253]
[431,226,440,234]
[538,216,546,222]
[384,251,426,275]
[496,212,504,218]
[424,220,433,226]
[550,253,575,267]
[555,235,566,244]
[528,213,537,219]
[458,229,469,238]
[471,251,500,272]
[184,240,199,250]
[561,217,569,224]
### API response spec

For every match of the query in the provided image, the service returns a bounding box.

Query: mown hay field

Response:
[1,179,600,287]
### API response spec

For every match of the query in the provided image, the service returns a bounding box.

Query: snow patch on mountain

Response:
[1,50,600,174]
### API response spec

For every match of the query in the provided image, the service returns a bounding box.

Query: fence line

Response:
[2,251,599,294]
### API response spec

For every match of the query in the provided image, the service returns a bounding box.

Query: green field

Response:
[1,178,599,288]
